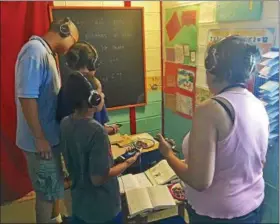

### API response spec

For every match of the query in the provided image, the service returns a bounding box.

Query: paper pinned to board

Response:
[164,94,177,112]
[174,45,184,64]
[176,93,193,117]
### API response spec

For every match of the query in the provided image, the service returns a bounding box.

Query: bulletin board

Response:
[163,4,199,120]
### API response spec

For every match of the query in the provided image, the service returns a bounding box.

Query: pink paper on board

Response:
[166,48,175,62]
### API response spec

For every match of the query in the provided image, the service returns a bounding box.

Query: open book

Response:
[118,173,153,194]
[145,160,177,185]
[126,185,176,218]
[118,160,178,193]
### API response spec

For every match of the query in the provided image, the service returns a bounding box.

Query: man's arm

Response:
[19,99,45,139]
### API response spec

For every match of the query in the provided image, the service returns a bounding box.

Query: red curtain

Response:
[0,1,53,204]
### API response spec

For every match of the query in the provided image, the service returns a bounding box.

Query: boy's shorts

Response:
[24,147,64,201]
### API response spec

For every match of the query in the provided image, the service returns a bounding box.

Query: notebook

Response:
[125,185,176,218]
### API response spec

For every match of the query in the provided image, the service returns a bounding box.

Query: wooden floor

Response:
[1,190,188,223]
[0,190,71,223]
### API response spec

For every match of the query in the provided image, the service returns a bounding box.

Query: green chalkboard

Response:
[216,1,263,22]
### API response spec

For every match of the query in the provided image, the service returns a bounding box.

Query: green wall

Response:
[107,90,162,137]
[163,107,192,158]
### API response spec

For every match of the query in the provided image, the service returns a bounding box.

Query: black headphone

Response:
[80,41,101,71]
[205,35,256,75]
[76,71,102,107]
[59,17,72,38]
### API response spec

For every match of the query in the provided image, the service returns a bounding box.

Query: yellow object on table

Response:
[110,133,159,159]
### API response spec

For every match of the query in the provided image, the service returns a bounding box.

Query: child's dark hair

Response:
[63,72,97,111]
[205,35,261,84]
[65,42,98,70]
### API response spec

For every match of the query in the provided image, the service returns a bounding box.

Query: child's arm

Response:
[89,128,138,186]
[94,77,102,93]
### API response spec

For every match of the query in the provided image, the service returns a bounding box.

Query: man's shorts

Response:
[24,147,64,201]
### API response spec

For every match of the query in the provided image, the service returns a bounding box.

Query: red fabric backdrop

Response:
[0,1,53,204]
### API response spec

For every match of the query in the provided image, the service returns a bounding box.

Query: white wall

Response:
[162,1,279,88]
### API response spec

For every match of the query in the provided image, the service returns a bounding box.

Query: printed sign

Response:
[208,28,275,54]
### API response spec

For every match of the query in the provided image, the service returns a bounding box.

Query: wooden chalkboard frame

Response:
[49,6,147,111]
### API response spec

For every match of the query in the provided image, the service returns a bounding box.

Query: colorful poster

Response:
[208,28,276,54]
[195,86,213,106]
[165,5,199,67]
[177,65,196,92]
[176,93,193,118]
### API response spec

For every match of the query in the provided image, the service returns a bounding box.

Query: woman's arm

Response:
[158,101,218,191]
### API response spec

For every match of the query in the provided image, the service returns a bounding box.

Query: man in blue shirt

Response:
[15,17,79,223]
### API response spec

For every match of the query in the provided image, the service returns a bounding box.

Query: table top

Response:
[109,133,159,159]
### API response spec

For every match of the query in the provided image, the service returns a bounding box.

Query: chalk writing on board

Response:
[113,19,125,25]
[99,72,123,83]
[112,45,125,50]
[52,8,146,108]
[75,21,85,26]
[85,33,108,39]
[110,57,119,63]
[113,33,119,38]
[100,45,108,52]
[93,18,104,25]
[122,33,133,38]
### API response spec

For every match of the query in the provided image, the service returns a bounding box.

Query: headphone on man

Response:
[80,41,101,71]
[76,71,102,107]
[59,17,73,38]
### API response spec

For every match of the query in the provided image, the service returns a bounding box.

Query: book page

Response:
[148,185,176,210]
[134,173,153,188]
[118,178,124,194]
[126,188,153,218]
[147,160,177,185]
[120,174,140,192]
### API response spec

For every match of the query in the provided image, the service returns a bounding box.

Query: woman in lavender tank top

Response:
[157,36,269,223]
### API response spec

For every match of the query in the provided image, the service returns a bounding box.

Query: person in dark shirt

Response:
[57,41,120,134]
[60,72,139,224]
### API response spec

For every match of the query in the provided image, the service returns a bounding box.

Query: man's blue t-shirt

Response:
[15,36,61,152]
[56,85,109,125]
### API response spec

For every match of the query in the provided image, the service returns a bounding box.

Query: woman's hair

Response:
[65,42,98,70]
[63,72,97,111]
[205,35,261,84]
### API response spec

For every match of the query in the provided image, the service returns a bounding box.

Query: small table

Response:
[109,133,160,159]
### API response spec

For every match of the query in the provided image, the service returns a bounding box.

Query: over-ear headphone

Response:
[80,41,101,71]
[76,71,102,107]
[59,17,72,38]
[205,35,257,76]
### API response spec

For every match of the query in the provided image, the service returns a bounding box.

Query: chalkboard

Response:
[50,7,146,109]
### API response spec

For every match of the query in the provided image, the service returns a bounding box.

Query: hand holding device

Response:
[155,134,178,158]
